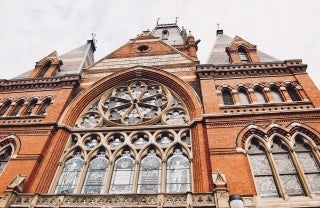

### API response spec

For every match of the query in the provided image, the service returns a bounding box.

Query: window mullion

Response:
[268,151,287,198]
[290,151,312,197]
[76,160,88,194]
[132,158,140,193]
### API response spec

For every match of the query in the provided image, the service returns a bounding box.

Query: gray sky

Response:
[0,0,319,88]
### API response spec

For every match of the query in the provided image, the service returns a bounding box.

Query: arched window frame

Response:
[254,86,268,104]
[38,97,52,115]
[0,145,13,174]
[238,87,251,105]
[0,136,20,175]
[23,98,38,116]
[286,84,302,102]
[54,149,84,194]
[0,100,12,117]
[9,99,25,116]
[246,132,320,198]
[51,129,193,194]
[270,85,284,102]
[37,62,51,78]
[221,88,234,105]
[238,47,250,63]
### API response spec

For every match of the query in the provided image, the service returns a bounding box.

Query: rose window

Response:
[76,80,188,127]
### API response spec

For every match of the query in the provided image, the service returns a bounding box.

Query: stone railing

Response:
[3,192,216,208]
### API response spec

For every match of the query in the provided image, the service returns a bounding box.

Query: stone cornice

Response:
[204,109,320,127]
[196,59,307,79]
[0,75,81,91]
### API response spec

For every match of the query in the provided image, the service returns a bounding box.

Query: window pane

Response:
[166,148,190,193]
[254,88,267,104]
[0,147,12,174]
[82,153,109,194]
[272,142,304,196]
[222,89,234,105]
[270,86,283,102]
[55,154,83,194]
[255,176,279,197]
[295,139,320,194]
[138,150,161,193]
[238,89,250,104]
[286,85,301,101]
[109,151,135,194]
[248,141,278,197]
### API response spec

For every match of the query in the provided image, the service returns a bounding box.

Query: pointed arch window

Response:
[272,138,304,196]
[9,99,25,116]
[38,98,52,115]
[248,138,279,197]
[166,147,191,193]
[294,136,320,194]
[286,85,301,101]
[109,149,135,194]
[238,88,250,104]
[222,88,234,105]
[270,85,284,102]
[238,47,250,63]
[55,150,83,194]
[254,87,267,104]
[0,146,12,174]
[247,134,320,198]
[24,98,38,115]
[82,149,109,194]
[38,62,50,78]
[0,100,12,117]
[137,148,162,193]
[52,79,193,194]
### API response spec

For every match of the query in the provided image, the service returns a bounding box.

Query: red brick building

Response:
[0,22,319,208]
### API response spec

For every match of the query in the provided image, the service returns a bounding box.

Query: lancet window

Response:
[286,84,302,101]
[222,88,234,105]
[53,79,192,194]
[9,99,25,116]
[0,146,12,174]
[254,87,267,104]
[270,85,284,102]
[247,133,320,198]
[0,100,12,117]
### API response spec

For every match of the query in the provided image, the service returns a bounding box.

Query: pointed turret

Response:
[207,30,278,64]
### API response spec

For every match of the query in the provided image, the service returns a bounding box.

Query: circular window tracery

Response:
[76,79,189,128]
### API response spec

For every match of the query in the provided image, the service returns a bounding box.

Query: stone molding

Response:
[0,75,80,91]
[197,60,307,79]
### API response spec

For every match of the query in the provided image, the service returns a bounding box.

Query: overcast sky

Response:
[0,0,319,88]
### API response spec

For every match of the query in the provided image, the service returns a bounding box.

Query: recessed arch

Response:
[59,66,202,127]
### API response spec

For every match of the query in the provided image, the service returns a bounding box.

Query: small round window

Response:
[137,45,149,53]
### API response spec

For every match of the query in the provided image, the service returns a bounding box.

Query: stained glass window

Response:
[294,137,320,195]
[248,139,278,197]
[55,151,83,194]
[82,151,109,194]
[272,139,304,196]
[109,150,135,194]
[166,148,190,193]
[138,149,161,193]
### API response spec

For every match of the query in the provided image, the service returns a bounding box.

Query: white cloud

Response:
[0,0,319,88]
